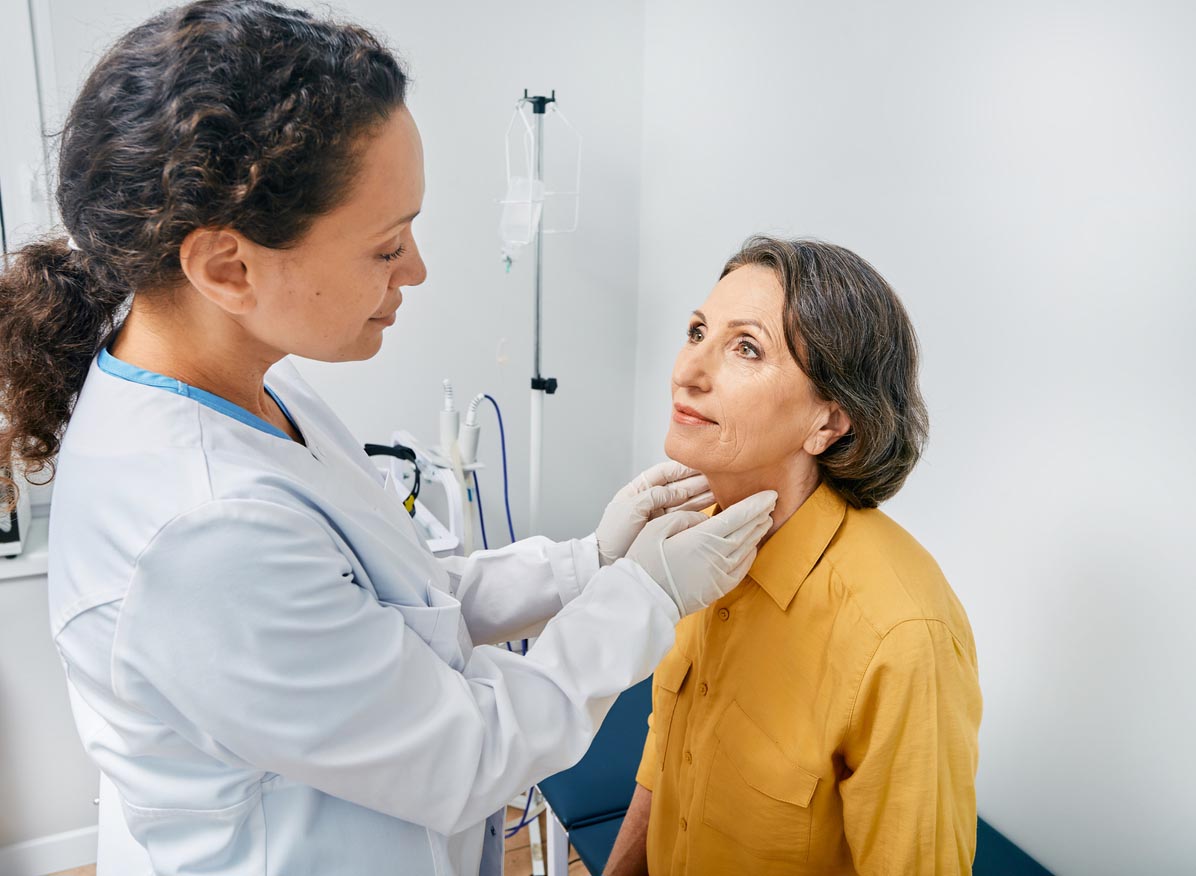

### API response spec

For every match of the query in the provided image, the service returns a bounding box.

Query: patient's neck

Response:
[707,458,821,544]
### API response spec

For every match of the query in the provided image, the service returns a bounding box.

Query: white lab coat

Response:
[47,350,679,876]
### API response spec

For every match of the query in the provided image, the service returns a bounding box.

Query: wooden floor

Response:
[47,807,591,876]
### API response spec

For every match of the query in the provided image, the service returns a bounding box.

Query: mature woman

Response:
[0,3,777,874]
[607,238,983,875]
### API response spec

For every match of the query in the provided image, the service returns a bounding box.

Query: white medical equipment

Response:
[499,91,582,535]
[379,428,471,558]
[1,462,32,558]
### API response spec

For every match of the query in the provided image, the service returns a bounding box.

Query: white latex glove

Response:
[594,460,715,566]
[626,490,778,617]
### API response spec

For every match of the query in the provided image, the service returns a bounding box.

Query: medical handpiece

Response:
[458,394,485,465]
[439,379,459,455]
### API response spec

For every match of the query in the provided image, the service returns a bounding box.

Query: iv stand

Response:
[525,90,558,536]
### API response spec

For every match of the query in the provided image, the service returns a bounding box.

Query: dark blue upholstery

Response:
[561,818,623,875]
[974,818,1055,875]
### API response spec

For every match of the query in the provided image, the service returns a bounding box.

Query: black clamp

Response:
[364,442,420,517]
[531,377,558,394]
[523,89,556,114]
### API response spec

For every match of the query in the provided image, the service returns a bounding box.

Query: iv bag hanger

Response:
[499,90,582,535]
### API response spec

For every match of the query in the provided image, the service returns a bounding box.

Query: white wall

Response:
[633,2,1196,874]
[0,572,100,849]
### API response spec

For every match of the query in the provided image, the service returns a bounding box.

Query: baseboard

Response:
[0,825,97,876]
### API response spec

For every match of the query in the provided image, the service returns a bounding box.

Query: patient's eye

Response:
[738,338,760,359]
[687,324,705,343]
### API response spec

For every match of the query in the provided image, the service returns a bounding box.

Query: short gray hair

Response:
[721,237,929,508]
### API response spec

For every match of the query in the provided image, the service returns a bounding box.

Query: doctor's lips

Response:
[672,403,717,426]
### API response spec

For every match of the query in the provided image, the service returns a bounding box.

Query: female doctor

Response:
[0,2,776,874]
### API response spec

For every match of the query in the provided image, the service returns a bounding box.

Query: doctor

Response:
[0,2,776,875]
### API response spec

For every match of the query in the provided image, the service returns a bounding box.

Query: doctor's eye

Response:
[687,324,705,343]
[380,245,406,262]
[737,339,760,359]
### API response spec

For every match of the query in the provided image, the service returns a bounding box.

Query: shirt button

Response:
[717,607,730,621]
[679,817,688,831]
[683,751,693,765]
[698,682,709,696]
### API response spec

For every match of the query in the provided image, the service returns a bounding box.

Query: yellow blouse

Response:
[635,483,982,875]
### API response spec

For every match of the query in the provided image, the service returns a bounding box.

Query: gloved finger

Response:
[664,489,716,515]
[636,475,710,518]
[642,508,709,540]
[722,551,757,588]
[620,459,701,498]
[723,520,771,569]
[695,490,778,539]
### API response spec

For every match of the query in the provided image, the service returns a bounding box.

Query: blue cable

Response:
[479,395,525,657]
[505,786,537,839]
[472,470,489,550]
[482,394,517,545]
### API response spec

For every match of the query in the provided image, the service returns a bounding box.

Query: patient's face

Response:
[665,265,825,478]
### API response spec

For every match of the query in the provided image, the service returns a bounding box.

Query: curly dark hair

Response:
[722,237,929,508]
[0,0,407,505]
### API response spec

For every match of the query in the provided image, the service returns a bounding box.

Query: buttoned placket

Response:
[671,580,751,875]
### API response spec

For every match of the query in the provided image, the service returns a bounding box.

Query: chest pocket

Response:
[702,701,820,863]
[649,649,692,771]
[389,580,471,672]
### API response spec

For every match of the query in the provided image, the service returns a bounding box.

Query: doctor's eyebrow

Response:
[374,209,421,236]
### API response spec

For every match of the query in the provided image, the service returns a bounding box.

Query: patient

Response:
[606,238,982,875]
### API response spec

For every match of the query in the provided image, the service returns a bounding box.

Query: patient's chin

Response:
[664,429,704,472]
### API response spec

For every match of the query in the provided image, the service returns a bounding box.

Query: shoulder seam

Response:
[843,617,970,738]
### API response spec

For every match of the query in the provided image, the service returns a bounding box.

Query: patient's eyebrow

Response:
[728,318,773,342]
[691,311,773,342]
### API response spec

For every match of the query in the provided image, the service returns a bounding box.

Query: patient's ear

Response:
[806,403,851,456]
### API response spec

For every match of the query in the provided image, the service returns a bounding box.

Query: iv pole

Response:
[525,90,558,536]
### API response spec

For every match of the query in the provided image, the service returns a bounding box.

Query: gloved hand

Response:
[626,490,778,617]
[594,460,715,566]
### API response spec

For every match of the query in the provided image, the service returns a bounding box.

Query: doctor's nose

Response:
[393,238,428,289]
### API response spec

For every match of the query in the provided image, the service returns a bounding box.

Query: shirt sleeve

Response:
[438,533,600,645]
[840,619,983,876]
[111,499,678,837]
[634,709,658,792]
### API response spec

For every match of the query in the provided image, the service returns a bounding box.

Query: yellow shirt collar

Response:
[710,481,847,611]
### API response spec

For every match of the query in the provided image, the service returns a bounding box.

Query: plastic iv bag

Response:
[499,176,544,264]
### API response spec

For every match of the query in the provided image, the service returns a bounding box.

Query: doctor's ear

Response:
[179,228,258,315]
[806,403,852,457]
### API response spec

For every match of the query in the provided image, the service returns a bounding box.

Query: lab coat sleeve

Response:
[111,499,678,837]
[438,534,600,645]
[839,619,983,876]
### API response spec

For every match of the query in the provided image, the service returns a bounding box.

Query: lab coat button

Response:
[698,682,709,696]
[679,817,688,831]
[717,607,730,621]
[683,751,693,765]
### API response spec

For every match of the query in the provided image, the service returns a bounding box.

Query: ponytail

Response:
[0,237,127,506]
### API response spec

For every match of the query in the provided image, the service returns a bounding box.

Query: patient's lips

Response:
[673,403,717,426]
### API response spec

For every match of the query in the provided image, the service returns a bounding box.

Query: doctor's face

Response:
[247,107,427,362]
[665,265,830,479]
